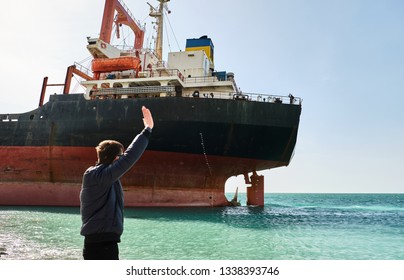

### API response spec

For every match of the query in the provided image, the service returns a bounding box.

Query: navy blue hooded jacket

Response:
[80,128,151,243]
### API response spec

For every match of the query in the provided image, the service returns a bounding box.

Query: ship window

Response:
[30,115,34,120]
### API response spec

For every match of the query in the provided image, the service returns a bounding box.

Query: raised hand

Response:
[142,106,154,129]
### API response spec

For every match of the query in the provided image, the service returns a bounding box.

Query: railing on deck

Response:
[74,62,93,78]
[139,68,184,82]
[189,91,302,105]
[93,86,176,96]
[78,66,300,105]
[89,86,301,105]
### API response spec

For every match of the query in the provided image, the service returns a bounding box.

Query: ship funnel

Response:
[185,36,214,63]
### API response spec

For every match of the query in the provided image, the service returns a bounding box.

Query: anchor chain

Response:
[199,132,212,176]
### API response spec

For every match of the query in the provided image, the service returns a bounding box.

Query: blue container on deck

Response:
[213,71,226,81]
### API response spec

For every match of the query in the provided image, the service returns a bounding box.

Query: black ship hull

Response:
[0,94,301,206]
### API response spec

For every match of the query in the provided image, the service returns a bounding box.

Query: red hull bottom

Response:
[0,182,231,207]
[0,146,272,207]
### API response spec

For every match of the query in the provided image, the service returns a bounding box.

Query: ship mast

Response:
[148,0,170,62]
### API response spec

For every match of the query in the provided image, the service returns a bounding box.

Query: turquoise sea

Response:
[0,193,403,260]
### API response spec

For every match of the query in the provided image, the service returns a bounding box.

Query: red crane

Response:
[100,0,145,50]
[50,0,146,96]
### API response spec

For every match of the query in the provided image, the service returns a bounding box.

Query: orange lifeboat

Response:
[92,56,141,73]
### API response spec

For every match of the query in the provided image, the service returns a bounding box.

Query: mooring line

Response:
[199,132,212,176]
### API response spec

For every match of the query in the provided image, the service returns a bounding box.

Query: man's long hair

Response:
[96,140,124,165]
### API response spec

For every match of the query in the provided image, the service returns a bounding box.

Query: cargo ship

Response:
[0,0,302,207]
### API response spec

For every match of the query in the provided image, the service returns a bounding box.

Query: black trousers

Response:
[83,242,119,260]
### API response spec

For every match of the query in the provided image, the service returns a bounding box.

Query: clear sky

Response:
[1,0,403,193]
